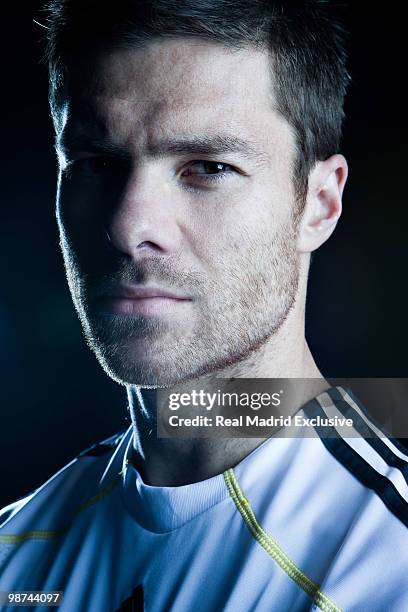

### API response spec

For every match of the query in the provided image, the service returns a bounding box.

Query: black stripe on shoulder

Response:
[326,387,408,484]
[328,386,408,457]
[77,429,128,458]
[304,398,408,528]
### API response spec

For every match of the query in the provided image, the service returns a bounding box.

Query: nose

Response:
[106,165,182,258]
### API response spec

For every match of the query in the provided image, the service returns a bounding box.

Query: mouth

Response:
[92,284,193,316]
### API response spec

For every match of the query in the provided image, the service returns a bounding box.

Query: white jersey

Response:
[1,386,408,611]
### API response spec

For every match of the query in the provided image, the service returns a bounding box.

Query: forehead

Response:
[61,38,294,155]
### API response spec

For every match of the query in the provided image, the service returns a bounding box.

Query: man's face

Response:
[56,39,301,386]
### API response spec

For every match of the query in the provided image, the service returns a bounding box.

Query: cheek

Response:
[57,175,112,226]
[180,182,293,286]
[57,170,128,250]
[57,177,113,272]
[193,185,292,260]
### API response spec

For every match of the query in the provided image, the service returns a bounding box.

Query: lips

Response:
[103,285,190,301]
[93,284,192,316]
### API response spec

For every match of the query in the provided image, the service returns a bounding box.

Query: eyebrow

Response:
[58,132,269,164]
[149,135,268,162]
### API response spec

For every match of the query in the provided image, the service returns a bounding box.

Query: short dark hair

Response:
[43,0,350,207]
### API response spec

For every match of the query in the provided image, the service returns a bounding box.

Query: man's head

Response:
[45,0,349,386]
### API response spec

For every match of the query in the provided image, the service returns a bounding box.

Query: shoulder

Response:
[0,427,131,533]
[300,386,408,608]
[307,385,408,529]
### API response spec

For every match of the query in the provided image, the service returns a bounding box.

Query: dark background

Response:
[0,4,406,508]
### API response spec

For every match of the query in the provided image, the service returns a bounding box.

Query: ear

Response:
[297,154,348,254]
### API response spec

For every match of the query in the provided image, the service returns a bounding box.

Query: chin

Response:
[92,346,188,388]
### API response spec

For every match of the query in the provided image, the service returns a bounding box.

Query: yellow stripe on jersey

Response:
[0,475,121,544]
[0,529,65,544]
[223,468,342,612]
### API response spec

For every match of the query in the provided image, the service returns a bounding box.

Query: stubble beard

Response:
[61,217,300,388]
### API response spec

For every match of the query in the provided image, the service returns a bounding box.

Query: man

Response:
[1,1,407,610]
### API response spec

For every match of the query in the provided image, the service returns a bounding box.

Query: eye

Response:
[65,156,128,178]
[180,160,236,182]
